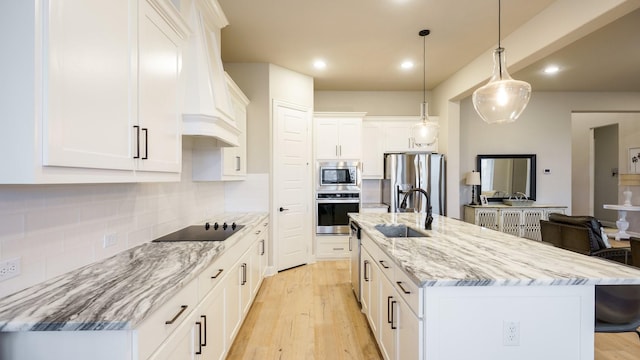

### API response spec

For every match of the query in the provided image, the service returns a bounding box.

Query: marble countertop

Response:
[0,213,268,332]
[349,212,640,287]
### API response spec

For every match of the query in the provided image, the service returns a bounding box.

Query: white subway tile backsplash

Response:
[0,145,226,298]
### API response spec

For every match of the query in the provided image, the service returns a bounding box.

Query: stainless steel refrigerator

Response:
[382,152,446,215]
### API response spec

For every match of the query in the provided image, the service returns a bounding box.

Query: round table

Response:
[603,204,640,240]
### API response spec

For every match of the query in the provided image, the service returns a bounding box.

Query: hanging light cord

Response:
[497,0,503,79]
[423,33,426,106]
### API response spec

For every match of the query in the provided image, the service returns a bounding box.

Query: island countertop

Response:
[349,212,640,287]
[0,213,268,332]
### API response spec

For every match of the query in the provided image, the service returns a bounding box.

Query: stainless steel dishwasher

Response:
[349,221,362,303]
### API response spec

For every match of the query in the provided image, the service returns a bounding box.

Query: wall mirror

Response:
[476,154,536,201]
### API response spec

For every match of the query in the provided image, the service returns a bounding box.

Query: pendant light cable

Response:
[498,0,503,79]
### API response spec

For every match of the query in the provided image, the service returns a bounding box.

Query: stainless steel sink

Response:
[374,224,427,238]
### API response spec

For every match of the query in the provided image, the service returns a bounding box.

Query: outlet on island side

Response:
[503,320,520,346]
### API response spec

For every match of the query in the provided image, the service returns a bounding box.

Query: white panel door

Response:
[43,0,135,170]
[274,101,312,271]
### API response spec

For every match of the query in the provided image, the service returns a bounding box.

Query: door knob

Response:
[279,207,289,212]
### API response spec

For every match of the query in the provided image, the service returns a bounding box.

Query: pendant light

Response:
[411,29,439,146]
[472,0,531,124]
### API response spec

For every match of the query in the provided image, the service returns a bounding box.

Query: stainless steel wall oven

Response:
[316,192,360,235]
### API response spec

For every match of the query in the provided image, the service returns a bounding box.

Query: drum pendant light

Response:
[472,0,531,124]
[411,29,439,146]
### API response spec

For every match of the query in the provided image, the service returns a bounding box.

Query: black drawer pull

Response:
[396,281,411,294]
[379,260,390,269]
[390,300,397,329]
[363,260,369,282]
[165,305,188,325]
[141,128,148,159]
[211,269,224,279]
[195,321,202,354]
[133,125,140,159]
[201,315,207,346]
[333,247,344,251]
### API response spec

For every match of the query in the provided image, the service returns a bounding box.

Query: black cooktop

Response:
[152,222,245,242]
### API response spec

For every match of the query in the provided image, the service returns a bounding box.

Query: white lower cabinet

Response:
[379,277,396,360]
[0,219,268,360]
[361,231,422,360]
[316,235,350,259]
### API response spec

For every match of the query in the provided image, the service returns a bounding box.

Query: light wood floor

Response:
[228,260,640,360]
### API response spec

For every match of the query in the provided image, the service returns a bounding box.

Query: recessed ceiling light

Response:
[313,60,327,69]
[401,61,414,70]
[544,65,560,74]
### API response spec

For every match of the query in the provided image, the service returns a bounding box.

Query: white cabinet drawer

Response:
[362,233,395,281]
[394,266,423,318]
[136,279,198,360]
[198,251,235,301]
[316,235,349,259]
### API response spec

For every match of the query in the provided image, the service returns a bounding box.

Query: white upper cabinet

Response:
[314,112,365,161]
[43,0,135,172]
[361,121,384,179]
[379,116,439,153]
[136,0,185,173]
[0,0,188,183]
[361,116,439,180]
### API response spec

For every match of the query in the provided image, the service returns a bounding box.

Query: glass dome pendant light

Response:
[472,0,531,124]
[411,29,439,147]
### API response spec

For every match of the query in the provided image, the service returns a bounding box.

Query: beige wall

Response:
[572,112,640,232]
[315,91,427,116]
[225,63,314,175]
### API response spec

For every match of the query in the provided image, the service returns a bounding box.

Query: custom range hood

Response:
[181,1,239,147]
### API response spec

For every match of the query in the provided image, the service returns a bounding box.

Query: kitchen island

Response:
[349,212,640,360]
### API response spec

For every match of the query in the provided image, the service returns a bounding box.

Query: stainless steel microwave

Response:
[317,161,360,191]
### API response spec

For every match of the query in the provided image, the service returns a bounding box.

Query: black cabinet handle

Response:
[396,281,411,294]
[363,260,369,282]
[195,321,202,354]
[201,315,207,346]
[165,305,188,325]
[390,300,397,329]
[379,260,390,269]
[141,128,148,159]
[211,269,223,279]
[387,296,393,324]
[133,126,140,159]
[241,263,247,285]
[279,207,289,212]
[260,239,265,255]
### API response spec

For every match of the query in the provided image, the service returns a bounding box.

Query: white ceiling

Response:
[217,0,640,92]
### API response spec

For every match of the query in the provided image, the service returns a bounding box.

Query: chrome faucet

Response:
[399,188,433,230]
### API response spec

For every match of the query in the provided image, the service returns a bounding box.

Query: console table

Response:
[464,204,567,241]
[603,204,640,240]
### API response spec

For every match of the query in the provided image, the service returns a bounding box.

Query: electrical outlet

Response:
[0,257,21,282]
[103,233,118,248]
[503,321,520,346]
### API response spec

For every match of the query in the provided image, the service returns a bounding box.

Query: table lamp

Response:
[619,174,640,206]
[466,171,481,205]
